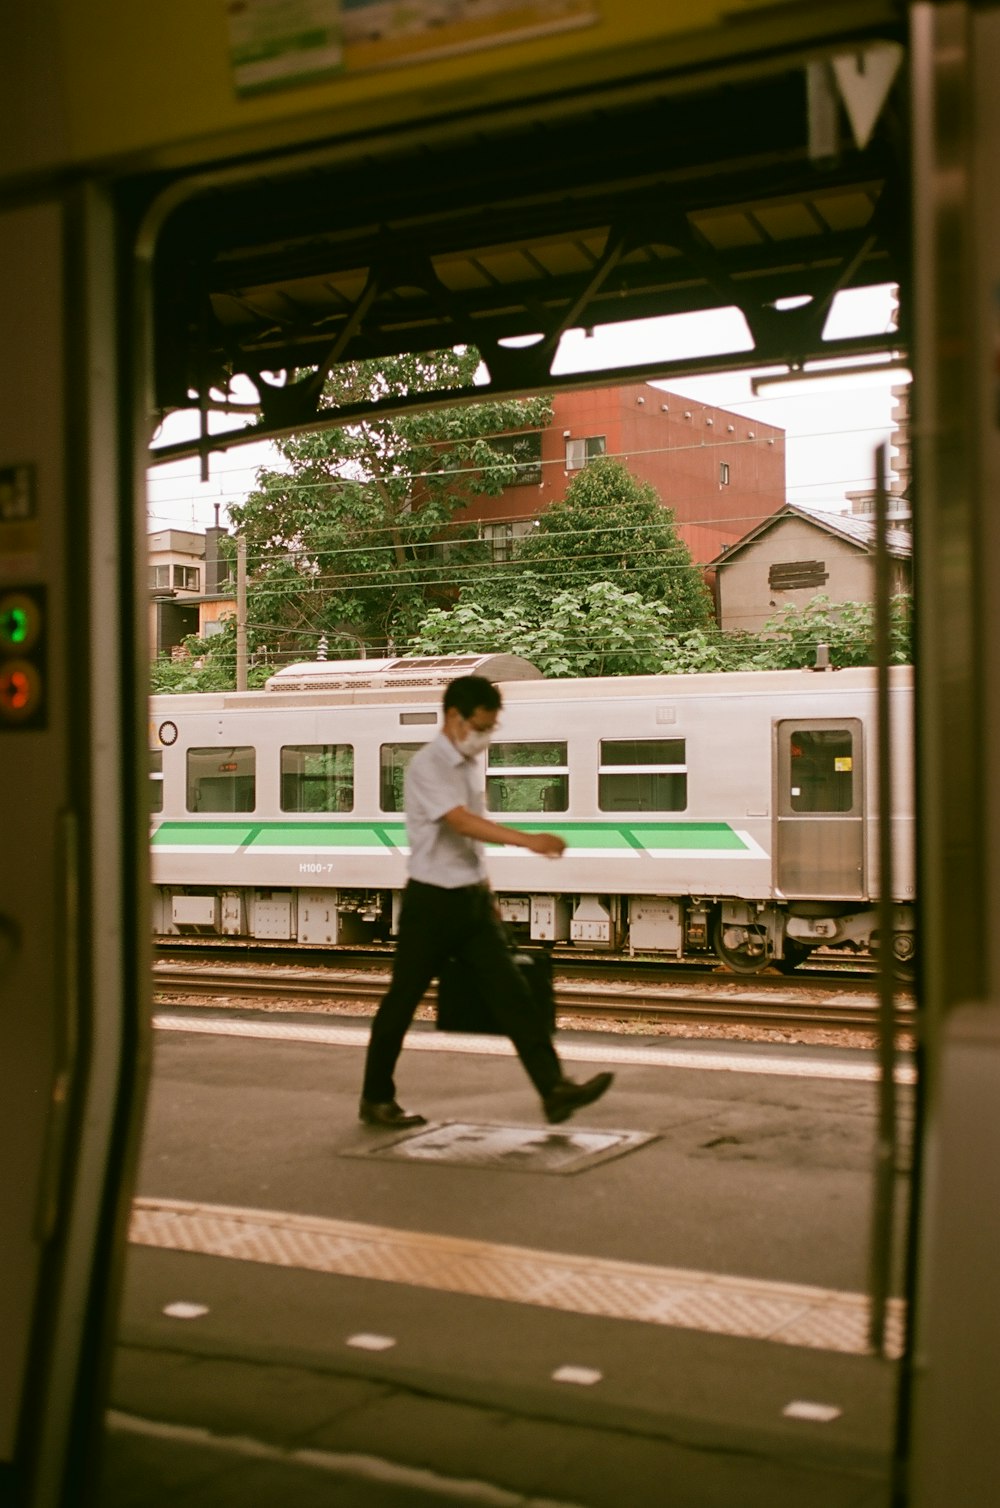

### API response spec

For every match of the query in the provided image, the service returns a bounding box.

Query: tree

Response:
[410,580,912,680]
[149,618,274,694]
[454,456,712,628]
[751,593,912,669]
[408,454,713,673]
[216,348,552,666]
[412,579,748,678]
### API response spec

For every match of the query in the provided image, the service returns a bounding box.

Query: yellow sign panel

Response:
[35,0,891,174]
[228,0,600,96]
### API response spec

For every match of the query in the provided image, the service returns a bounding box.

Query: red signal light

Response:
[0,661,40,721]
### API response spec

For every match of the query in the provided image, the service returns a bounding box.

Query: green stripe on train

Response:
[150,820,750,851]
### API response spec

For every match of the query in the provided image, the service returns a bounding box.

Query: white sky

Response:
[146,284,906,533]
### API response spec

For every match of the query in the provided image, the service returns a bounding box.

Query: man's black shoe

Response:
[359,1098,427,1128]
[542,1072,614,1125]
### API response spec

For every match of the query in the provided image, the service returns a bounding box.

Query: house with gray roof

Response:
[710,503,912,635]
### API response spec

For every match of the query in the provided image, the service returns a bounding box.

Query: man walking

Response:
[360,675,613,1128]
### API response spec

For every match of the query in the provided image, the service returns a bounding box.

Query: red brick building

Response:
[453,382,786,570]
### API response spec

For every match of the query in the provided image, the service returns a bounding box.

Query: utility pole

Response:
[236,536,247,691]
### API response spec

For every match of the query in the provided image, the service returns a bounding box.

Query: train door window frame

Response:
[149,749,163,813]
[379,742,426,812]
[186,746,257,812]
[785,727,856,813]
[280,743,354,812]
[598,738,687,812]
[486,740,569,813]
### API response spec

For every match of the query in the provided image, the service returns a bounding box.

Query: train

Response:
[149,653,915,973]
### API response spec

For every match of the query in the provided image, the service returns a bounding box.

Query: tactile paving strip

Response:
[130,1196,905,1358]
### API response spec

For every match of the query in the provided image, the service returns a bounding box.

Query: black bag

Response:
[436,947,556,1035]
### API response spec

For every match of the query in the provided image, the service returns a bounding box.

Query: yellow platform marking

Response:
[130,1196,904,1358]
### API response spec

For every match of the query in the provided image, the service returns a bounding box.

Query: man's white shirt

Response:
[404,732,488,887]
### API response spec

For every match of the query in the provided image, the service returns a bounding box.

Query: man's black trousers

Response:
[362,879,562,1104]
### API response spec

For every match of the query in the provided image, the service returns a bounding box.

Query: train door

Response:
[775,719,864,899]
[0,185,148,1507]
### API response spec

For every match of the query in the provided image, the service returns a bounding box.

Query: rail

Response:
[153,963,914,1036]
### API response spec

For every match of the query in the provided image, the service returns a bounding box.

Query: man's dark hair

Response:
[443,675,503,718]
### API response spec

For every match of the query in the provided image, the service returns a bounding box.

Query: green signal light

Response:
[2,607,29,644]
[0,592,41,652]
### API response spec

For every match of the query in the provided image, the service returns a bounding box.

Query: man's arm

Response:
[442,805,566,857]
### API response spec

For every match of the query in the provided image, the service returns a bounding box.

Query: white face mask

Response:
[455,727,492,758]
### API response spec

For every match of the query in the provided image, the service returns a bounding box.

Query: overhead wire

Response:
[149,373,909,661]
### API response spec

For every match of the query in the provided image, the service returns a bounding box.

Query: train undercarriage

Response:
[152,885,916,974]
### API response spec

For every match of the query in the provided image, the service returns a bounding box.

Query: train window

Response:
[186,747,256,812]
[380,743,424,811]
[598,739,687,812]
[149,749,163,814]
[788,729,854,812]
[280,744,353,812]
[486,742,569,813]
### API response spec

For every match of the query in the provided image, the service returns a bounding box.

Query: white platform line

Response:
[129,1195,905,1359]
[153,1011,915,1083]
[106,1410,574,1507]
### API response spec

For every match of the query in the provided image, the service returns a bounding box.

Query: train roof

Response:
[494,664,913,702]
[262,653,542,693]
[150,663,913,715]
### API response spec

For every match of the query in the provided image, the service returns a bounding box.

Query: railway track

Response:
[154,939,880,982]
[153,961,914,1035]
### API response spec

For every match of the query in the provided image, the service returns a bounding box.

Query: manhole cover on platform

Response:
[345,1122,656,1174]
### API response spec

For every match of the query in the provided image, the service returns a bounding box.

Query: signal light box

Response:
[0,586,47,729]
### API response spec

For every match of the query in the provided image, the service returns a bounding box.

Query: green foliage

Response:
[413,579,717,678]
[219,348,551,665]
[409,455,719,674]
[152,345,912,689]
[459,456,713,631]
[750,593,912,669]
[149,618,272,693]
[411,582,912,680]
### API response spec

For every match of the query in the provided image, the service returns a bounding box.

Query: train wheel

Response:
[713,916,773,973]
[774,939,812,974]
[871,930,916,982]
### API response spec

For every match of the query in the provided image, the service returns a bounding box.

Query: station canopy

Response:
[147,30,908,465]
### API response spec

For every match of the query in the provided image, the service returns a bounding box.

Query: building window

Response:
[280,745,354,812]
[379,743,425,812]
[150,564,171,590]
[491,431,543,486]
[486,742,569,813]
[173,565,201,592]
[186,747,256,812]
[482,522,514,562]
[598,739,687,812]
[768,560,829,591]
[719,461,730,486]
[566,435,607,471]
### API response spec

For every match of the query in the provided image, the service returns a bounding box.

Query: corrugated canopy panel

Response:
[148,35,908,458]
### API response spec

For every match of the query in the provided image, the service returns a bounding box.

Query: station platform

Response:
[100,1009,913,1506]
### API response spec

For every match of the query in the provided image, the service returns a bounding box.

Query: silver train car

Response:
[150,655,915,972]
